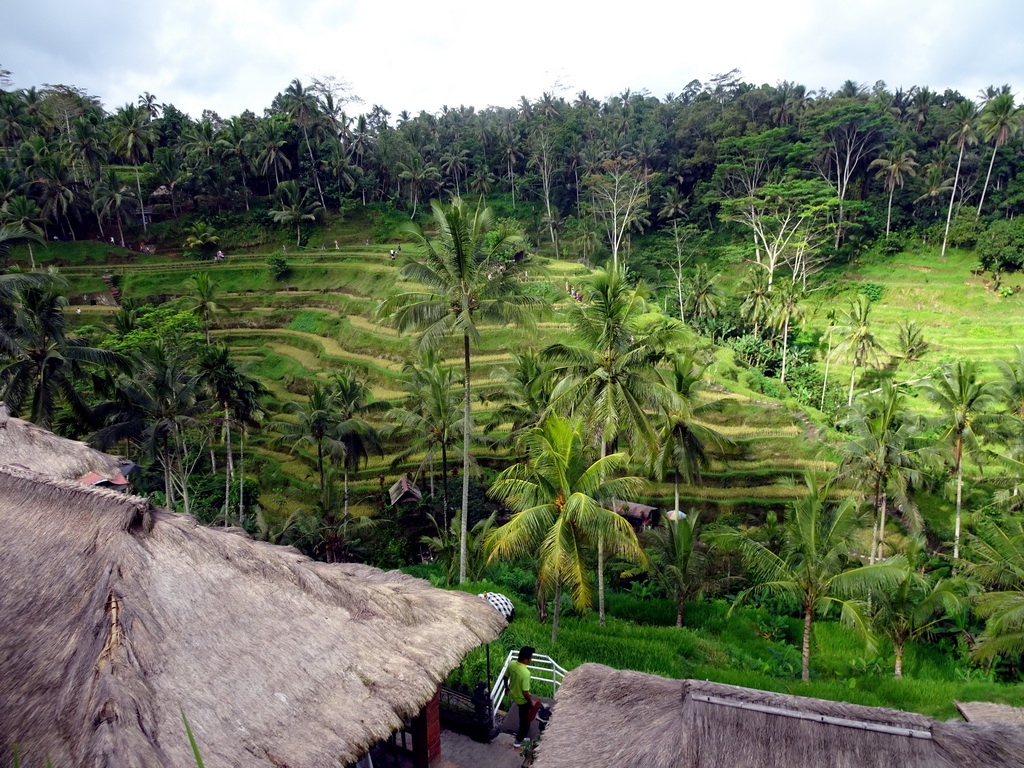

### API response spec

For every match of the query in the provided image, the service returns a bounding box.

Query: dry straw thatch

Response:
[0,402,123,480]
[534,664,1024,768]
[0,459,506,767]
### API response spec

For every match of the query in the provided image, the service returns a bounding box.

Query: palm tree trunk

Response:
[885,186,894,238]
[343,466,350,540]
[240,164,250,211]
[674,472,680,516]
[238,427,246,520]
[224,404,234,525]
[134,164,147,232]
[953,437,964,570]
[598,439,608,627]
[876,490,888,562]
[676,597,685,628]
[460,332,471,584]
[441,441,449,531]
[894,641,904,679]
[535,579,548,623]
[821,332,833,410]
[942,145,965,257]
[303,126,326,210]
[848,365,857,407]
[780,313,790,383]
[802,605,812,682]
[162,441,175,509]
[978,144,999,216]
[551,578,562,644]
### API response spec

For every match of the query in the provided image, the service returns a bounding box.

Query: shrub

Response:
[860,282,885,302]
[266,256,291,280]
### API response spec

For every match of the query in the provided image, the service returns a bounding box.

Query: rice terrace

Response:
[5,61,1024,767]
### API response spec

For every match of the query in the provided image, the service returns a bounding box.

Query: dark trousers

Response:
[516,700,541,741]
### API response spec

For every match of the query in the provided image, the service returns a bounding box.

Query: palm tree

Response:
[543,267,681,624]
[653,355,733,516]
[110,104,155,232]
[966,517,1024,661]
[330,369,386,527]
[182,221,219,259]
[91,170,138,249]
[256,117,293,188]
[0,196,45,269]
[869,144,918,238]
[870,539,963,678]
[0,281,127,429]
[271,180,323,246]
[894,319,929,364]
[920,361,999,564]
[942,101,979,256]
[185,272,227,345]
[771,282,804,384]
[739,268,772,336]
[487,414,646,643]
[377,197,539,584]
[283,79,327,210]
[274,382,342,499]
[89,341,209,513]
[977,93,1020,216]
[390,351,463,521]
[396,153,440,219]
[197,344,267,525]
[644,512,707,627]
[0,224,44,273]
[840,383,928,563]
[682,264,721,327]
[481,349,555,450]
[422,511,497,586]
[833,295,885,406]
[723,474,908,681]
[216,117,255,211]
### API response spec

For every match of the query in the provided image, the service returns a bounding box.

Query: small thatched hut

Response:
[534,664,1024,768]
[0,459,506,767]
[389,475,422,506]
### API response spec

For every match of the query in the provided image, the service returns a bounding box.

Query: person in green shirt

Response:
[506,646,541,748]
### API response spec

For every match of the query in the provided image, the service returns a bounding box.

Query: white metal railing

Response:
[490,650,567,722]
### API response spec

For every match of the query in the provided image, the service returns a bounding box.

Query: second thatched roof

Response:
[0,402,123,481]
[0,462,506,767]
[534,664,1024,768]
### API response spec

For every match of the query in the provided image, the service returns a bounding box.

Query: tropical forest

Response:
[5,69,1024,721]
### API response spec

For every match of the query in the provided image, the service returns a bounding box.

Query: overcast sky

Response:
[4,0,1023,119]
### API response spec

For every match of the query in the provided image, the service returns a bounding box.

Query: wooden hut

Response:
[534,664,1024,768]
[0,430,505,767]
[389,474,423,506]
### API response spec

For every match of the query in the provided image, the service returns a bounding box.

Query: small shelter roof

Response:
[389,475,423,505]
[954,700,1024,725]
[0,402,123,481]
[534,664,1024,768]
[0,460,505,767]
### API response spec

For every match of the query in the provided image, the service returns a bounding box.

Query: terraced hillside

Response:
[55,237,828,524]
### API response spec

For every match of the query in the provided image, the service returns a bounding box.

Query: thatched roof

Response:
[0,402,123,481]
[955,700,1024,725]
[0,463,506,767]
[389,475,422,505]
[534,664,1024,768]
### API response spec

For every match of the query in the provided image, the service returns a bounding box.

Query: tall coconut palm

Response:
[942,101,979,256]
[653,355,733,517]
[185,272,227,345]
[0,281,127,429]
[283,79,327,210]
[89,341,209,513]
[920,361,999,564]
[0,224,44,274]
[869,144,918,238]
[91,169,138,249]
[110,104,155,232]
[274,382,342,499]
[378,197,539,583]
[256,117,293,189]
[0,196,45,269]
[544,267,681,625]
[216,117,254,211]
[840,383,928,563]
[723,474,908,681]
[739,268,772,337]
[330,369,387,528]
[833,295,886,406]
[197,344,267,525]
[270,180,322,246]
[487,413,646,643]
[976,93,1021,216]
[390,351,463,521]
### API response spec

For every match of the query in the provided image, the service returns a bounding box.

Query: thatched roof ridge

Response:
[0,464,506,767]
[534,664,1024,768]
[0,402,123,480]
